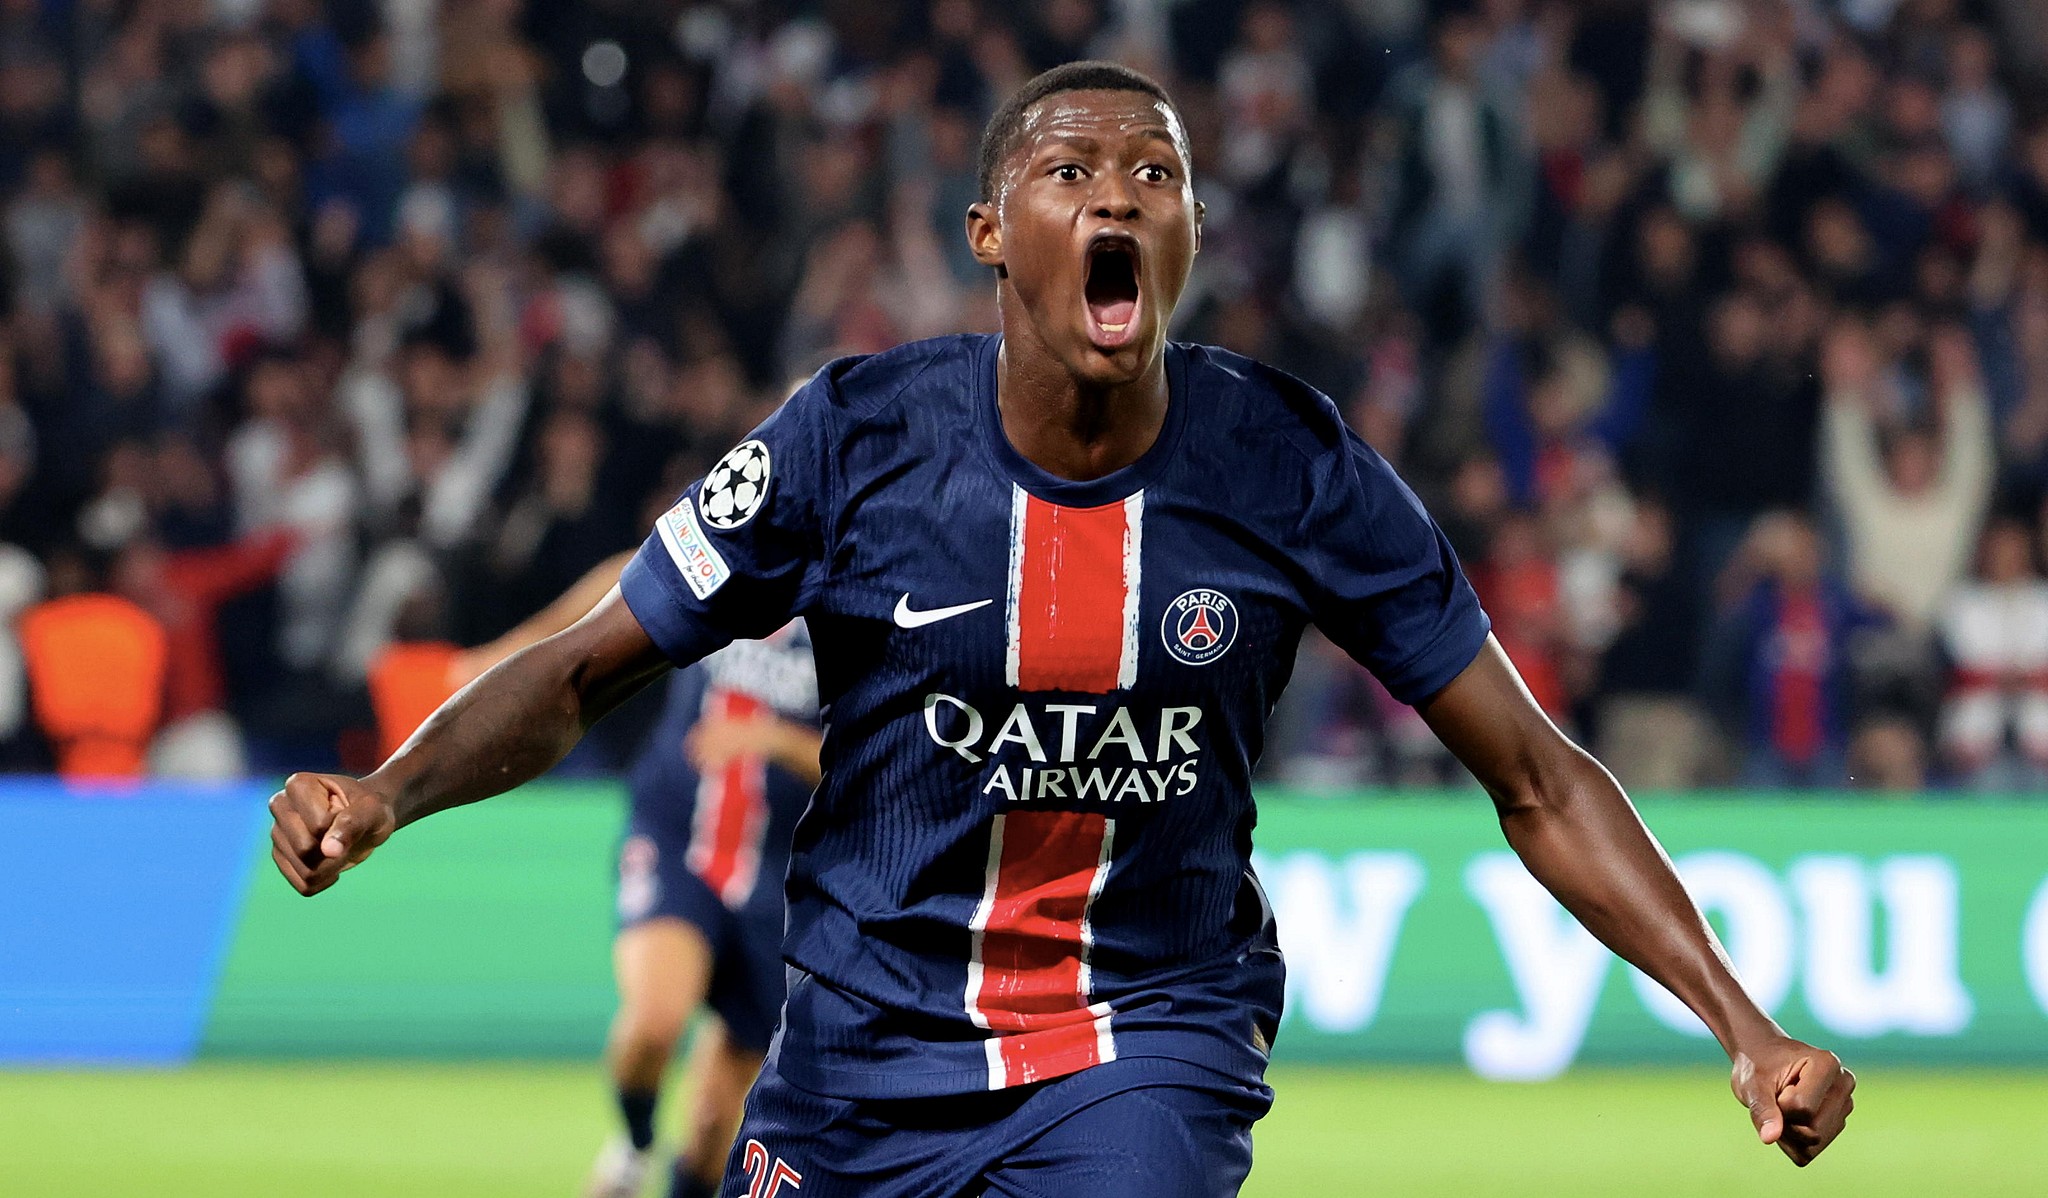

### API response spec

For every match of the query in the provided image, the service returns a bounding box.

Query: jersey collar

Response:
[974,335,1191,508]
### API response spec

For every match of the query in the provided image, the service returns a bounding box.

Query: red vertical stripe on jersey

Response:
[685,687,768,906]
[967,810,1116,1088]
[1009,492,1140,693]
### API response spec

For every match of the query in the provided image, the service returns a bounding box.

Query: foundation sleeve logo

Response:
[655,496,731,600]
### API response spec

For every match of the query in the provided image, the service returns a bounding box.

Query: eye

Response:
[1052,164,1085,182]
[1138,164,1172,184]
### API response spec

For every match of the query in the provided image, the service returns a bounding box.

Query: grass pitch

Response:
[0,1063,2040,1196]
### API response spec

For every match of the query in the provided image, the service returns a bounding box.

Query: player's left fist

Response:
[1730,1035,1855,1166]
[268,772,398,897]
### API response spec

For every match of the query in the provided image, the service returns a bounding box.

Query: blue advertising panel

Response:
[0,780,268,1063]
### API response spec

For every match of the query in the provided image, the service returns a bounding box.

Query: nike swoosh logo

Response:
[893,594,994,629]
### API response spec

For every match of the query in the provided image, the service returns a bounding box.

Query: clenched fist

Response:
[1731,1036,1856,1166]
[268,772,399,896]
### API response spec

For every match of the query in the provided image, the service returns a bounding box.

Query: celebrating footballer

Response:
[269,61,1854,1196]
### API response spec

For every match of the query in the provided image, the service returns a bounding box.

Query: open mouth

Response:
[1083,233,1142,349]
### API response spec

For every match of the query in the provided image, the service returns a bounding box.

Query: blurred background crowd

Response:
[2,0,2045,793]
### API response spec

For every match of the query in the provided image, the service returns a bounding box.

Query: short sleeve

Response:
[620,376,835,667]
[1298,429,1490,705]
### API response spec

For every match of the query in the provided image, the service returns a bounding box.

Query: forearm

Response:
[1937,384,1993,506]
[769,720,825,786]
[367,643,585,827]
[1497,748,1782,1056]
[1821,397,1885,508]
[1422,642,1778,1053]
[370,593,669,827]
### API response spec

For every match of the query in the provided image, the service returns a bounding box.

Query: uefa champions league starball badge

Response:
[699,439,772,530]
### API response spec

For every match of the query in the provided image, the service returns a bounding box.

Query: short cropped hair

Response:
[976,61,1183,203]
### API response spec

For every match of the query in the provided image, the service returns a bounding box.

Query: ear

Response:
[966,201,1006,277]
[1193,199,1205,255]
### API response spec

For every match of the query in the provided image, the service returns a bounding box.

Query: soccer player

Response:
[271,62,1854,1194]
[451,555,820,1198]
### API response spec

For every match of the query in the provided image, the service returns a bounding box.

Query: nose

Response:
[1092,175,1140,222]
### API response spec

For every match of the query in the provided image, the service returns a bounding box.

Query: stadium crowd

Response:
[0,0,2044,792]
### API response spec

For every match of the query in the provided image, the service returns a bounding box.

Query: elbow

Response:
[505,635,594,731]
[1488,771,1554,822]
[1487,738,1608,825]
[1489,780,1539,821]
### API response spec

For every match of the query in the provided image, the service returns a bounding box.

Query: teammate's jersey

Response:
[620,334,1489,1100]
[625,622,819,913]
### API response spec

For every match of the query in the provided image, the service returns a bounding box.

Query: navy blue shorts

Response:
[722,1051,1271,1198]
[615,824,786,1054]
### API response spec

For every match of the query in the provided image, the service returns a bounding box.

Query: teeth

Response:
[1099,322,1127,332]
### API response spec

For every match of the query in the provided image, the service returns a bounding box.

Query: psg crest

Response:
[1161,588,1238,666]
[700,439,772,529]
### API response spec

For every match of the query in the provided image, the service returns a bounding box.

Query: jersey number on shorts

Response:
[742,1139,802,1196]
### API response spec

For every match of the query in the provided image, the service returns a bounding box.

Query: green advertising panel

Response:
[205,786,2048,1071]
[1252,791,2048,1075]
[205,786,626,1058]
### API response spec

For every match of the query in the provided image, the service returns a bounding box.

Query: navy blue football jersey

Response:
[624,621,819,913]
[619,334,1489,1100]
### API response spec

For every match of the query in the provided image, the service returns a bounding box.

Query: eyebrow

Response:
[1042,133,1101,154]
[1037,127,1181,156]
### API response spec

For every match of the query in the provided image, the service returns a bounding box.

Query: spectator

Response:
[474,408,628,638]
[1941,26,2012,191]
[1470,510,1568,719]
[224,348,356,674]
[1479,287,1653,509]
[1215,1,1311,188]
[0,0,2038,788]
[298,16,424,247]
[1385,4,1527,346]
[113,527,296,778]
[1596,499,1710,789]
[1640,5,1799,224]
[6,148,84,317]
[0,519,41,762]
[1668,290,1822,593]
[1937,518,2048,788]
[1820,318,1994,632]
[344,271,528,556]
[141,185,308,415]
[1702,513,1878,788]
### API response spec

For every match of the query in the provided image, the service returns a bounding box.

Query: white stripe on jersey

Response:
[1117,492,1144,689]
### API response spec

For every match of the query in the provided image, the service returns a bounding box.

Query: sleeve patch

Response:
[699,439,772,529]
[655,496,732,600]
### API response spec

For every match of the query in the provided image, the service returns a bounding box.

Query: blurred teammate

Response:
[454,555,820,1198]
[271,62,1853,1194]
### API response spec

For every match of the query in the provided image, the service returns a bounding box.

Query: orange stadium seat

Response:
[366,641,462,762]
[19,594,168,780]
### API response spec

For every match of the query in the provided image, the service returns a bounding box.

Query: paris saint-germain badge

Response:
[1161,588,1238,666]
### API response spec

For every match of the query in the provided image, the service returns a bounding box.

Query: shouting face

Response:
[969,88,1201,388]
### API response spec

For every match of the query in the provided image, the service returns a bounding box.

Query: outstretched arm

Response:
[270,588,670,897]
[1418,637,1854,1166]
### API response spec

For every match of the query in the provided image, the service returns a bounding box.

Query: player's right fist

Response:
[268,772,398,897]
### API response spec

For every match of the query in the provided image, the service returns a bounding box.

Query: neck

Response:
[994,331,1169,484]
